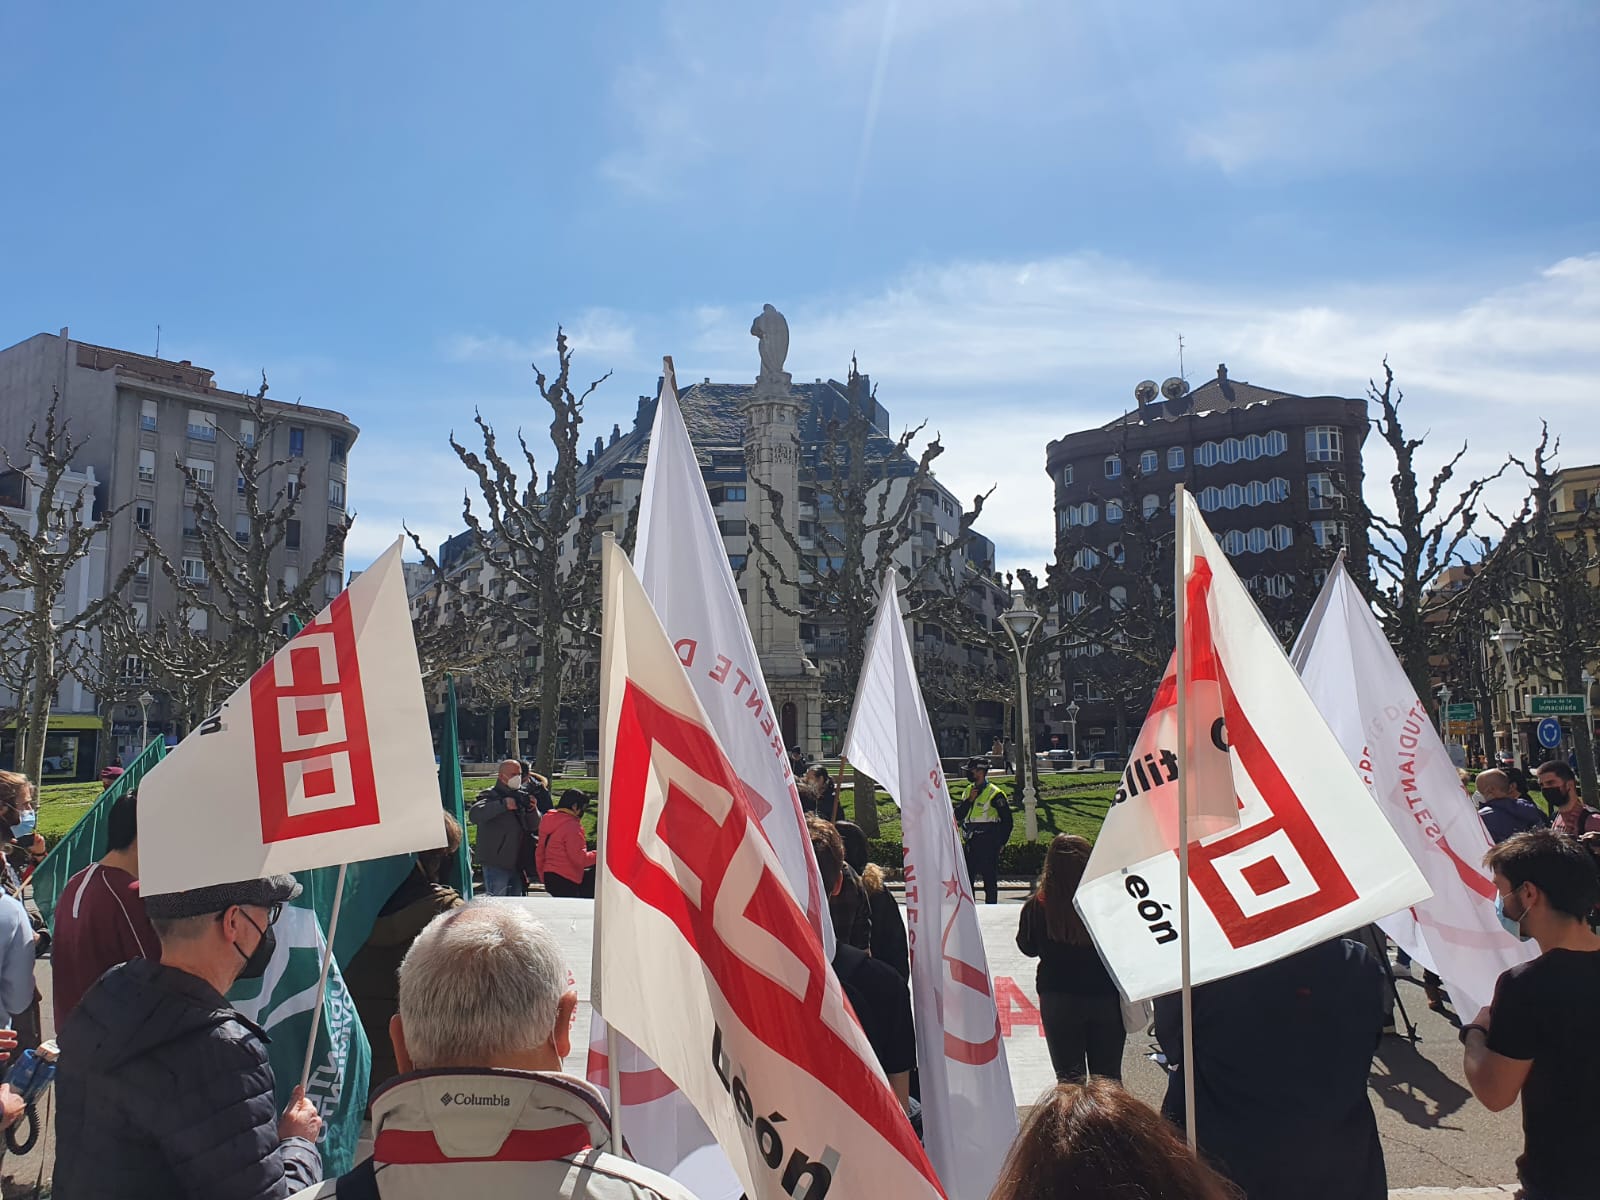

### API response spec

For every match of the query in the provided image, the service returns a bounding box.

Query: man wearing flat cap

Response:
[54,874,325,1200]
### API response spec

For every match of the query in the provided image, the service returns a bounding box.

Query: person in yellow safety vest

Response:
[955,756,1012,905]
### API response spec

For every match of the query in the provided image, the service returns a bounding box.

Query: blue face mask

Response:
[1495,891,1531,942]
[9,810,36,840]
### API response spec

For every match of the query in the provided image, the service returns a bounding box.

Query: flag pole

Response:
[1174,483,1197,1151]
[596,531,625,1158]
[298,861,348,1094]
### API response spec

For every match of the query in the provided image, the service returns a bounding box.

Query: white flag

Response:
[1290,557,1536,1014]
[1076,494,1431,1002]
[139,539,445,895]
[596,539,945,1200]
[843,568,1017,1200]
[587,362,832,1199]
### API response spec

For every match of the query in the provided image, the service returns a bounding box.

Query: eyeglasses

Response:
[221,902,283,928]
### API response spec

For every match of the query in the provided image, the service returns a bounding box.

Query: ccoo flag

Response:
[588,359,829,1200]
[843,568,1017,1200]
[137,539,446,895]
[1076,493,1431,1002]
[596,538,945,1200]
[1291,556,1535,1015]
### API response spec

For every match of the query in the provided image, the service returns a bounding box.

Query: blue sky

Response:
[3,0,1598,573]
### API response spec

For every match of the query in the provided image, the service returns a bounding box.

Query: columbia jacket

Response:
[292,1069,698,1199]
[536,809,596,886]
[54,957,321,1200]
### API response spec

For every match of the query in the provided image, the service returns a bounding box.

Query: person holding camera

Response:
[468,760,547,897]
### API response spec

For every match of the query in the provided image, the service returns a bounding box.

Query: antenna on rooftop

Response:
[1177,332,1185,383]
[155,324,161,358]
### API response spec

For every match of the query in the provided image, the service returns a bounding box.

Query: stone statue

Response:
[750,304,790,387]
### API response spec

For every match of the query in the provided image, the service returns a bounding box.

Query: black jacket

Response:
[469,781,540,871]
[54,957,322,1200]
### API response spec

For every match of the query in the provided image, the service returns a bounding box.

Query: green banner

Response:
[439,675,472,899]
[33,737,167,932]
[229,855,412,1177]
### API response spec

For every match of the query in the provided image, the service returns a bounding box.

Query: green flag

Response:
[439,675,472,899]
[228,855,412,1177]
[33,737,167,931]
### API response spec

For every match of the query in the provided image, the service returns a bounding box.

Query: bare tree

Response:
[1353,361,1506,702]
[1474,426,1600,803]
[745,363,992,835]
[136,377,350,688]
[0,394,141,785]
[408,329,614,777]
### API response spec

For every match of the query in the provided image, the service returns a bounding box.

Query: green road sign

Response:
[1528,695,1586,716]
[1446,703,1477,721]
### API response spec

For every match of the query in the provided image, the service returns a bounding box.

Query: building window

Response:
[187,609,209,634]
[1072,547,1101,570]
[138,449,156,482]
[1140,449,1158,474]
[1142,493,1159,518]
[1060,464,1074,487]
[1246,527,1268,554]
[134,502,152,530]
[185,458,214,491]
[140,399,158,431]
[132,601,148,628]
[122,655,147,682]
[1106,499,1123,523]
[235,516,250,545]
[237,472,247,495]
[330,434,347,463]
[1104,456,1122,479]
[1306,426,1343,462]
[181,556,207,582]
[286,472,300,500]
[289,427,306,458]
[1307,472,1338,510]
[1067,502,1099,527]
[325,571,343,599]
[283,565,299,591]
[286,519,301,550]
[186,409,216,441]
[728,554,748,570]
[1109,586,1128,611]
[1108,541,1126,564]
[1168,446,1184,470]
[136,557,149,577]
[328,479,345,508]
[327,522,345,548]
[1311,520,1348,548]
[239,418,256,448]
[1266,431,1287,456]
[1067,590,1086,615]
[717,518,748,537]
[725,486,747,501]
[1270,524,1293,550]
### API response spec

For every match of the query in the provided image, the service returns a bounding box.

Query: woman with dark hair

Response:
[988,1078,1238,1200]
[1017,833,1124,1083]
[837,820,909,980]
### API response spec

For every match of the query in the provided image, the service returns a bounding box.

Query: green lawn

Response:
[37,770,1116,873]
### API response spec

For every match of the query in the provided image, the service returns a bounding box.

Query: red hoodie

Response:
[535,808,596,885]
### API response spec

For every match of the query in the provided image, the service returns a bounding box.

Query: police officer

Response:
[955,756,1012,905]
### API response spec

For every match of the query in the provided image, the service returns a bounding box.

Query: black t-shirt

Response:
[834,945,916,1076]
[1486,948,1600,1197]
[1015,897,1117,997]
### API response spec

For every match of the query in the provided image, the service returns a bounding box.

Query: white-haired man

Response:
[294,902,700,1198]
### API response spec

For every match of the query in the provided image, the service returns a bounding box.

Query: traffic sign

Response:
[1445,703,1477,722]
[1537,717,1563,749]
[1528,695,1586,716]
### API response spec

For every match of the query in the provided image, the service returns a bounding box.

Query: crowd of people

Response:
[0,748,1592,1198]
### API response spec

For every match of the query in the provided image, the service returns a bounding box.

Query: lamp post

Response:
[1490,617,1524,768]
[1066,699,1080,762]
[138,690,154,749]
[1435,683,1452,740]
[1000,591,1043,841]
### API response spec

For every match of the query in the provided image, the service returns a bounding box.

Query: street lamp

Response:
[1490,618,1524,768]
[137,690,155,749]
[1066,700,1081,761]
[1000,591,1043,841]
[1435,683,1452,740]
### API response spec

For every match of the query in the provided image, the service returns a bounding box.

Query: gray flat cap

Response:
[144,874,302,920]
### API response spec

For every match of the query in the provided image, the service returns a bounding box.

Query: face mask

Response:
[9,811,35,839]
[1495,892,1532,943]
[1541,786,1570,807]
[233,912,277,980]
